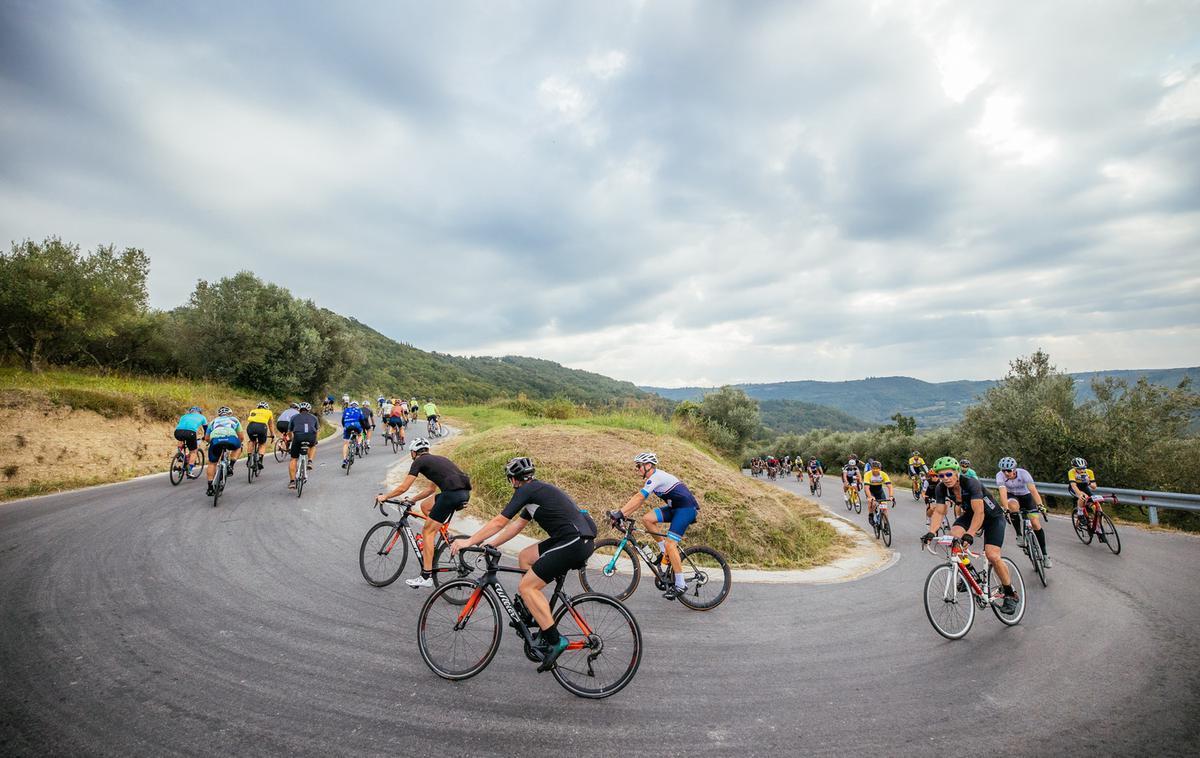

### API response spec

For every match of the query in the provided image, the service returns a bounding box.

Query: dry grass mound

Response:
[447,424,848,569]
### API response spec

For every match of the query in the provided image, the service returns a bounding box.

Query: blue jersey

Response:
[640,469,700,511]
[176,412,208,433]
[208,416,241,440]
[341,407,363,427]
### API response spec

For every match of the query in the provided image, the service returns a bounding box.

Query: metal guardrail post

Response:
[1148,506,1159,526]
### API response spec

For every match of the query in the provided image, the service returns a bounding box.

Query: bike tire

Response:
[359,521,408,587]
[212,465,222,508]
[1027,531,1046,587]
[1099,513,1121,555]
[417,582,501,680]
[881,512,892,547]
[431,535,474,604]
[273,439,287,463]
[578,538,641,600]
[344,454,353,476]
[845,493,853,512]
[185,452,203,479]
[676,545,731,611]
[295,470,305,498]
[1072,512,1093,544]
[923,563,974,640]
[550,593,643,699]
[247,451,255,484]
[169,452,185,486]
[988,557,1026,625]
[854,495,861,514]
[912,481,921,501]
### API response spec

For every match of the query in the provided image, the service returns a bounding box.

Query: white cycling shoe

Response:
[405,575,433,588]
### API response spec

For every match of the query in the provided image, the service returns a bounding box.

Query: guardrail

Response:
[976,476,1200,525]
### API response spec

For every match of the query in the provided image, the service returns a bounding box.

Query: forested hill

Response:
[644,367,1200,428]
[759,399,873,434]
[338,319,648,404]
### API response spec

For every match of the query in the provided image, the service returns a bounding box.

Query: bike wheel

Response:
[881,512,892,547]
[988,557,1026,625]
[1072,511,1093,544]
[169,452,185,486]
[815,481,822,497]
[247,451,255,483]
[1099,513,1121,555]
[358,521,407,587]
[276,438,290,463]
[912,481,921,501]
[295,470,305,498]
[845,492,853,511]
[431,535,474,604]
[578,538,641,600]
[417,582,501,681]
[212,465,222,508]
[185,452,203,479]
[1027,530,1047,587]
[854,494,861,514]
[676,545,731,611]
[923,564,974,640]
[344,454,353,476]
[550,593,642,699]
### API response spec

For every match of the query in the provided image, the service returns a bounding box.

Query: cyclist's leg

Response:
[981,516,1012,587]
[641,507,668,560]
[1025,508,1049,557]
[421,491,463,573]
[663,507,696,587]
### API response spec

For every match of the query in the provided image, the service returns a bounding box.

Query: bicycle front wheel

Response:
[169,452,185,486]
[923,563,974,640]
[881,512,892,547]
[551,593,642,698]
[677,545,731,611]
[431,535,475,604]
[988,557,1026,625]
[1072,512,1093,544]
[1027,530,1046,587]
[578,538,641,600]
[418,582,501,681]
[247,452,255,483]
[359,521,407,586]
[1099,513,1121,555]
[295,470,305,498]
[853,494,862,514]
[815,480,822,497]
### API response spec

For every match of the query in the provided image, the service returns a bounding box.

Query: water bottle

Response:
[415,534,424,553]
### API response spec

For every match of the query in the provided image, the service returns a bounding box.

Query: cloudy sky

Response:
[2,1,1198,386]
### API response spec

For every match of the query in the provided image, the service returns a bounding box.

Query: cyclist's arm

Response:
[454,513,514,553]
[886,483,894,498]
[617,491,647,518]
[967,500,986,534]
[485,515,530,549]
[376,473,419,502]
[1027,482,1044,507]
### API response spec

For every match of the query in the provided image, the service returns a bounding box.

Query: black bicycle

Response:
[578,515,731,610]
[246,438,268,483]
[344,430,362,475]
[417,545,642,699]
[211,447,233,507]
[294,441,310,498]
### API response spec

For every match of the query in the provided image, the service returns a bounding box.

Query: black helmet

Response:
[504,457,535,480]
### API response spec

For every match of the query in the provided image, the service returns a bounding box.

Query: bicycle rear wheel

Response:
[923,564,974,640]
[418,582,501,680]
[247,450,255,483]
[676,545,731,611]
[295,469,305,498]
[550,593,642,698]
[988,557,1026,625]
[578,538,641,600]
[431,535,475,604]
[1072,511,1093,544]
[212,463,223,508]
[169,452,186,486]
[358,521,407,586]
[815,480,822,497]
[1099,513,1121,555]
[853,491,862,513]
[881,512,892,547]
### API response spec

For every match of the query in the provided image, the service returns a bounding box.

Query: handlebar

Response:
[455,543,502,572]
[376,497,414,517]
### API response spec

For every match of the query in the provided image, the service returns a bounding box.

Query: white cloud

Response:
[587,50,628,81]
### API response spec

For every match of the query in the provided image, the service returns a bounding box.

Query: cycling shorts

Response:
[342,423,362,440]
[1010,493,1037,512]
[289,434,317,459]
[429,489,470,524]
[389,416,404,426]
[208,437,242,462]
[844,477,859,486]
[275,420,290,434]
[868,484,887,501]
[246,422,269,444]
[654,505,697,542]
[173,428,199,451]
[532,535,594,583]
[953,511,1006,548]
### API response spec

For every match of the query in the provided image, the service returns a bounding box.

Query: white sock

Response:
[657,541,666,556]
[675,573,686,589]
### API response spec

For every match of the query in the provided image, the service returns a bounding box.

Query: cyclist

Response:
[245,402,275,473]
[410,397,420,421]
[277,403,299,448]
[1067,456,1100,523]
[340,401,364,467]
[173,406,208,470]
[287,402,320,488]
[922,456,1019,615]
[841,456,863,505]
[204,407,245,496]
[424,399,439,433]
[864,461,894,528]
[607,452,700,600]
[375,438,472,587]
[451,457,596,672]
[808,457,824,490]
[388,399,407,445]
[907,451,927,478]
[359,400,375,449]
[956,457,978,478]
[379,397,393,439]
[341,394,350,411]
[996,456,1051,568]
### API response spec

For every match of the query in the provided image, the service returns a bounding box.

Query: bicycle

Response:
[922,535,1026,640]
[1018,505,1048,587]
[246,438,267,483]
[169,440,204,485]
[344,431,362,475]
[1072,494,1121,555]
[210,447,234,508]
[389,426,403,454]
[910,474,923,501]
[578,514,731,611]
[809,474,822,497]
[427,418,446,438]
[870,498,894,547]
[273,435,290,463]
[845,484,862,513]
[417,545,642,699]
[359,499,472,594]
[294,441,310,498]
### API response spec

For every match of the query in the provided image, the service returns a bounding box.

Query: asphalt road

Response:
[2,435,1199,757]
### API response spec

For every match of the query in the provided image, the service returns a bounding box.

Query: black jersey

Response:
[934,475,1001,518]
[501,480,597,540]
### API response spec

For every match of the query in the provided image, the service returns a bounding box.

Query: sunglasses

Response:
[937,471,957,479]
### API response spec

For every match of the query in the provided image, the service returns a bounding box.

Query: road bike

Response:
[578,514,731,611]
[1072,494,1121,555]
[169,440,204,485]
[344,431,362,475]
[384,425,404,453]
[418,545,642,698]
[273,435,290,463]
[246,437,269,483]
[359,499,472,594]
[809,474,822,497]
[845,484,862,513]
[910,474,924,501]
[870,498,894,546]
[210,447,234,508]
[922,535,1026,640]
[293,441,310,498]
[426,418,446,438]
[1016,505,1048,587]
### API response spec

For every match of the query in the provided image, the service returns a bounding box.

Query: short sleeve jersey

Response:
[809,459,821,471]
[1068,468,1096,486]
[408,454,471,492]
[908,456,926,468]
[424,403,438,417]
[843,463,861,479]
[935,475,1001,518]
[176,412,208,433]
[865,469,891,486]
[208,416,241,440]
[996,468,1034,496]
[341,407,363,427]
[501,480,596,540]
[278,408,299,426]
[640,469,700,511]
[247,408,274,426]
[289,411,319,435]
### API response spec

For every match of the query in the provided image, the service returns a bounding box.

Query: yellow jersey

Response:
[1068,468,1096,486]
[908,456,926,468]
[247,408,274,426]
[865,470,891,486]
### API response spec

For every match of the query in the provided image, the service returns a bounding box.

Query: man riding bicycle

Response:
[204,407,245,496]
[359,400,375,449]
[173,406,208,470]
[607,452,699,600]
[245,402,275,472]
[864,461,894,528]
[341,401,364,467]
[996,456,1051,568]
[424,400,439,431]
[287,403,320,489]
[808,457,823,487]
[452,457,596,671]
[907,451,927,478]
[1067,457,1098,512]
[276,402,299,448]
[842,456,863,505]
[922,456,1019,615]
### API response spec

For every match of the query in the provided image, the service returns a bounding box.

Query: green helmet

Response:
[931,456,959,472]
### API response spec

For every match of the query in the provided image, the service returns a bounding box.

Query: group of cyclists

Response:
[338,396,441,468]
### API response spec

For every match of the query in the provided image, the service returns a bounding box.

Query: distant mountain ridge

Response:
[643,367,1200,428]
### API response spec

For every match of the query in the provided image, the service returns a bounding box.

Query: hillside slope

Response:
[759,399,873,434]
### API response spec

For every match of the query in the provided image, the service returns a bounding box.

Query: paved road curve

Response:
[2,439,1199,757]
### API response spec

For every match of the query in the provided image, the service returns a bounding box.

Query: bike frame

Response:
[931,537,989,608]
[604,520,677,583]
[378,499,456,573]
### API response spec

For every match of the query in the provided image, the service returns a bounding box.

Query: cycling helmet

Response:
[349,400,359,407]
[298,402,312,411]
[959,458,972,468]
[257,401,269,409]
[911,451,920,457]
[1072,457,1087,469]
[633,452,658,466]
[409,438,431,453]
[290,402,299,409]
[998,456,1018,471]
[504,456,536,480]
[188,406,201,413]
[931,456,959,472]
[217,406,232,417]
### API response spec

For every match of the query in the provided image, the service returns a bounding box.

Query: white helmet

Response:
[410,438,431,453]
[1072,457,1087,469]
[633,452,658,466]
[349,400,359,408]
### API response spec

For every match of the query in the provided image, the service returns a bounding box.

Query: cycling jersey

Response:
[908,456,926,469]
[935,475,1002,519]
[865,469,891,486]
[809,460,821,471]
[640,469,701,511]
[288,411,320,436]
[380,403,393,417]
[408,454,471,492]
[341,407,363,428]
[175,412,208,433]
[501,480,597,540]
[996,468,1035,496]
[208,416,241,440]
[1068,468,1096,486]
[423,403,438,418]
[842,464,861,480]
[247,408,274,426]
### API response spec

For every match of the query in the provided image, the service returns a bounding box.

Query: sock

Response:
[675,573,686,589]
[1010,513,1023,535]
[657,541,666,557]
[541,624,560,645]
[1035,529,1047,553]
[1003,584,1015,596]
[420,570,431,579]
